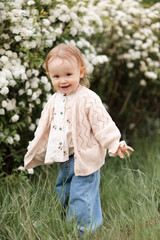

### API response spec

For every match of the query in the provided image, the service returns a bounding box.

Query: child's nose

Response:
[60,77,67,83]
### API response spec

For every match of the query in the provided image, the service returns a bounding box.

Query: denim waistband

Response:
[69,153,74,158]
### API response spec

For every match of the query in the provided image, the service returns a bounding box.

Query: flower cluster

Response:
[96,0,160,87]
[0,0,108,172]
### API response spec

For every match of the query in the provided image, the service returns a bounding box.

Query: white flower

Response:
[153,61,160,68]
[21,73,27,80]
[5,99,16,111]
[151,22,160,31]
[0,56,9,64]
[27,89,32,95]
[0,49,5,55]
[149,47,159,53]
[0,87,9,95]
[86,63,94,74]
[31,81,38,89]
[141,51,148,58]
[24,62,29,67]
[13,70,21,79]
[12,52,18,59]
[127,62,134,69]
[12,28,21,34]
[46,40,53,47]
[36,118,40,125]
[60,4,69,12]
[9,80,16,87]
[41,76,48,84]
[43,19,50,27]
[20,28,33,37]
[1,34,9,40]
[14,134,20,141]
[6,50,13,57]
[11,114,19,122]
[69,40,76,46]
[32,69,39,77]
[0,75,8,88]
[18,166,25,171]
[0,108,5,115]
[144,71,157,80]
[77,40,84,49]
[36,98,40,104]
[129,72,135,78]
[2,68,12,79]
[139,61,147,72]
[58,14,70,22]
[55,28,62,35]
[41,0,51,4]
[129,123,135,130]
[70,12,78,20]
[29,123,36,131]
[31,9,38,15]
[27,0,35,6]
[15,36,22,42]
[26,70,32,77]
[7,137,14,145]
[70,27,77,36]
[135,40,143,47]
[18,89,25,95]
[2,100,7,108]
[27,116,32,123]
[49,15,56,23]
[27,168,34,174]
[4,44,10,50]
[19,101,25,107]
[44,82,51,91]
[32,92,38,100]
[140,79,147,87]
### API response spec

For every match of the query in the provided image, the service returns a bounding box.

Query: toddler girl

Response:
[24,43,134,236]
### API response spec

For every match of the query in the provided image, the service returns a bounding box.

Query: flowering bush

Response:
[91,0,160,135]
[0,0,108,175]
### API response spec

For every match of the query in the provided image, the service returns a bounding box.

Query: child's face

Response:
[48,57,85,95]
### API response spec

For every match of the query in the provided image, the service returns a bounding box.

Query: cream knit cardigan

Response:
[24,85,121,176]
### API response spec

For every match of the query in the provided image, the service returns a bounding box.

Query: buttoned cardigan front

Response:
[24,85,121,176]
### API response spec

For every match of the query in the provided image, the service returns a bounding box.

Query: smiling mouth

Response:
[61,85,70,89]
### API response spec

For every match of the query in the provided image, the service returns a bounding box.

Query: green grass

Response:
[0,135,160,239]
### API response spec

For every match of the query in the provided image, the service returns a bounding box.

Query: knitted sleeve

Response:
[85,91,121,155]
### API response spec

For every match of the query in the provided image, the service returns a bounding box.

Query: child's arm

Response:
[86,91,134,157]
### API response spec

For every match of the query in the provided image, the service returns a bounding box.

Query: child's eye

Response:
[67,73,71,76]
[54,75,59,78]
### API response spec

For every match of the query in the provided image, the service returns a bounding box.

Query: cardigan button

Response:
[76,169,80,174]
[65,104,70,109]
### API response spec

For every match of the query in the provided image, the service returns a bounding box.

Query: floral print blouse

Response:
[45,91,74,163]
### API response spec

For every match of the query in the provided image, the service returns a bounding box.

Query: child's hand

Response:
[115,143,134,159]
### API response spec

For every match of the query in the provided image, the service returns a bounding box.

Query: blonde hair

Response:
[45,43,90,88]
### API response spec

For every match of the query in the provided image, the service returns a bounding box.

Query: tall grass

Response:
[0,135,160,240]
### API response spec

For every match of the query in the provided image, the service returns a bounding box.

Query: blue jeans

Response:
[56,155,103,234]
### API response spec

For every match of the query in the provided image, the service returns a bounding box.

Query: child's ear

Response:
[80,66,86,78]
[47,72,50,77]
